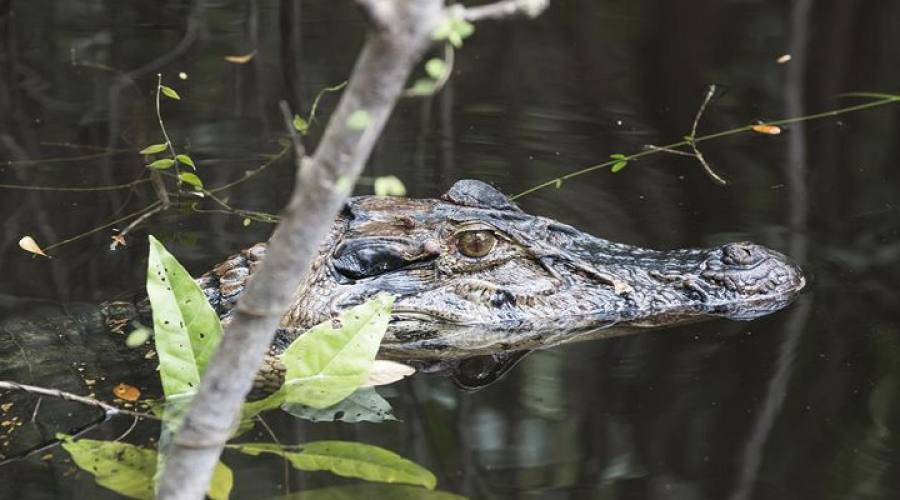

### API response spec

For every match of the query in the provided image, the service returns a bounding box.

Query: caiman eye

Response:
[456,230,496,258]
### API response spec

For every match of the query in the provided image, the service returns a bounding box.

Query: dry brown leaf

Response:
[18,236,49,257]
[224,51,256,64]
[112,383,141,401]
[362,360,416,387]
[751,124,782,135]
[110,233,127,250]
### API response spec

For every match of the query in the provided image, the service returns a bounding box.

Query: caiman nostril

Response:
[721,243,761,266]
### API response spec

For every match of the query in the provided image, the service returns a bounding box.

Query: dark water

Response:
[2,1,900,498]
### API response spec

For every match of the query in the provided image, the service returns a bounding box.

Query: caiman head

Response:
[280,179,805,359]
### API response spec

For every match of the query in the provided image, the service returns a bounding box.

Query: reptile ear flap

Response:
[443,179,521,211]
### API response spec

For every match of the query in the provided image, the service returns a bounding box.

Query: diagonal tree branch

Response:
[154,1,443,498]
[155,1,552,498]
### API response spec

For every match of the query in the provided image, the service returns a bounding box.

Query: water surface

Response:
[2,1,900,499]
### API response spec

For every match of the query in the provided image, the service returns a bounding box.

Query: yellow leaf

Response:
[112,383,141,401]
[362,360,415,388]
[18,236,49,257]
[110,233,127,250]
[751,124,782,135]
[224,51,256,64]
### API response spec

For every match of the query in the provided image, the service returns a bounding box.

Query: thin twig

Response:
[0,178,151,192]
[0,412,110,466]
[43,200,163,253]
[404,43,455,98]
[152,74,174,208]
[4,151,121,167]
[113,202,170,249]
[115,415,141,442]
[307,81,349,126]
[686,84,727,185]
[255,415,291,495]
[207,141,291,193]
[278,100,306,159]
[643,145,696,157]
[511,94,900,200]
[0,381,158,421]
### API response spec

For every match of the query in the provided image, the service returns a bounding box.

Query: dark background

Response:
[1,1,900,498]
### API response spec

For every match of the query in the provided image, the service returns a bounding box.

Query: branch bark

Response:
[154,1,443,499]
[155,0,552,497]
[459,0,550,21]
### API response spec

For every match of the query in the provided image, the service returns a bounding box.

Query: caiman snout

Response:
[701,242,805,301]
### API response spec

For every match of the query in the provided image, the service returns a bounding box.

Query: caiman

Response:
[3,179,806,400]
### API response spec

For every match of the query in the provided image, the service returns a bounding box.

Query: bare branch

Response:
[155,1,552,497]
[686,85,728,185]
[459,0,550,22]
[0,380,157,421]
[355,0,396,29]
[155,1,444,498]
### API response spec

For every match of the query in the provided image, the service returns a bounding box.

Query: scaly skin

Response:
[114,179,804,392]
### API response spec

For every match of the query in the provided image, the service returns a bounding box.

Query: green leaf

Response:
[126,325,153,347]
[242,217,251,227]
[140,143,168,155]
[410,78,436,96]
[609,153,627,160]
[208,461,234,500]
[283,387,396,423]
[281,294,393,409]
[59,434,156,500]
[433,15,474,48]
[232,440,436,489]
[346,110,371,131]
[432,18,453,40]
[146,235,224,398]
[373,176,407,197]
[278,484,466,500]
[454,19,474,39]
[178,172,204,189]
[58,434,233,500]
[424,58,445,79]
[293,114,309,134]
[147,159,175,170]
[611,160,628,173]
[175,154,195,168]
[161,85,181,100]
[553,179,562,189]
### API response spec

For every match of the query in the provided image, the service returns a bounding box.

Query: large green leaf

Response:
[231,441,436,489]
[283,387,396,423]
[146,235,223,398]
[281,294,393,409]
[60,434,156,499]
[59,434,233,500]
[277,484,466,500]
